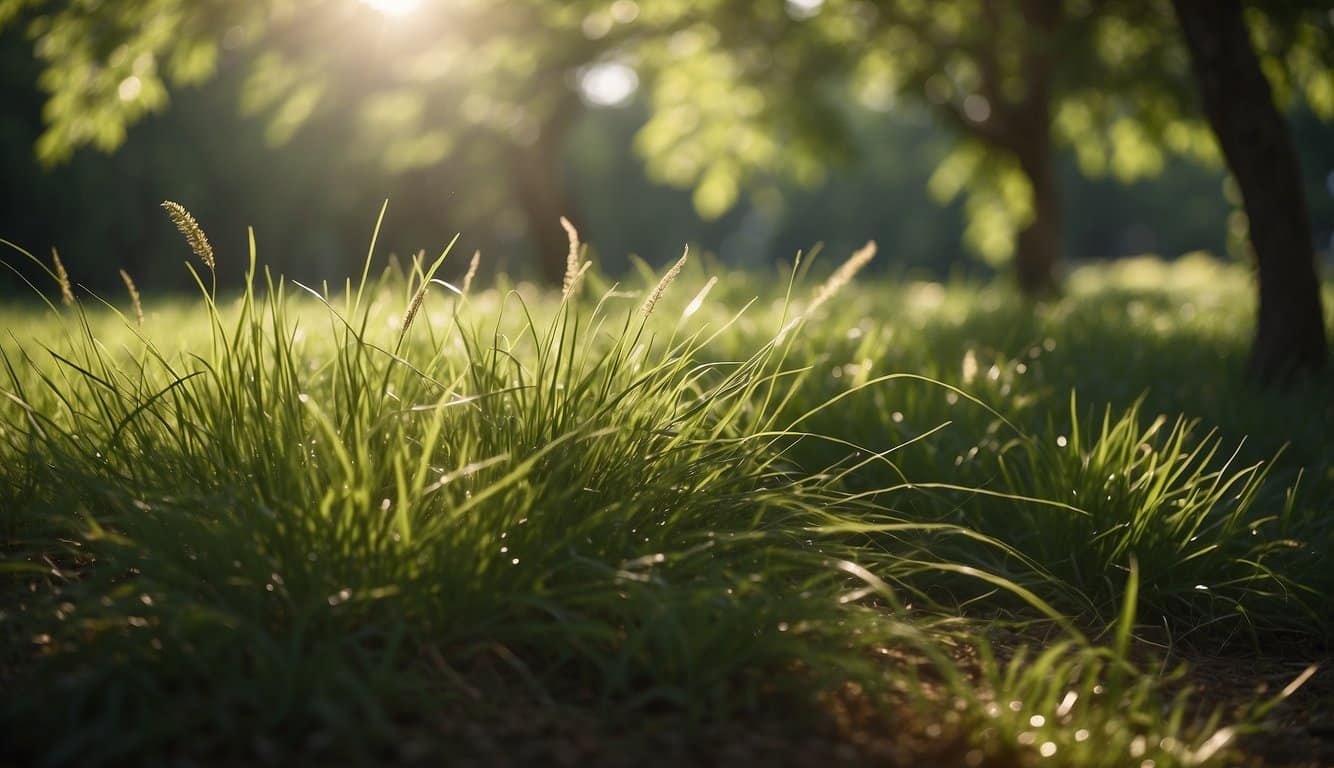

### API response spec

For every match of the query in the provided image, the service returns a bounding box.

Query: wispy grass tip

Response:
[640,246,688,318]
[161,200,215,271]
[51,248,74,306]
[808,240,876,317]
[119,269,144,328]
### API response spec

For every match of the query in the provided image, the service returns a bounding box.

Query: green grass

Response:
[1,228,1330,766]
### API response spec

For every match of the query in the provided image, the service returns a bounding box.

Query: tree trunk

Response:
[995,0,1063,298]
[1172,0,1328,385]
[1012,126,1062,299]
[507,95,581,286]
[504,86,584,285]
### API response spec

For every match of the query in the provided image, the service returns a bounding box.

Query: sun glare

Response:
[361,0,422,18]
[578,62,639,107]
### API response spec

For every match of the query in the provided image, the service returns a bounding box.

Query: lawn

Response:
[2,223,1331,767]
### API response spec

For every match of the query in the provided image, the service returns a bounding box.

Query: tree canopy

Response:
[1,0,1329,378]
[632,0,1334,293]
[5,0,1331,281]
[3,0,642,279]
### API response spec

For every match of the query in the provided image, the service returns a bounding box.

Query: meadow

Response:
[2,217,1331,767]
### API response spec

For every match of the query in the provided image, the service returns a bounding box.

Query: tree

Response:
[629,0,1329,379]
[634,1,1332,303]
[0,0,643,283]
[3,0,1331,381]
[1172,0,1328,384]
[631,1,1198,296]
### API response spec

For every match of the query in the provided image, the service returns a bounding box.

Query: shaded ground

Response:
[60,641,1318,768]
[1196,655,1334,768]
[418,653,1334,768]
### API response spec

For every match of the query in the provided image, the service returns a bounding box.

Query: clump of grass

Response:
[707,257,1330,647]
[1,229,942,763]
[917,396,1318,642]
[0,226,1320,766]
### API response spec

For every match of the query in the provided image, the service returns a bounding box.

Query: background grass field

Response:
[2,229,1331,766]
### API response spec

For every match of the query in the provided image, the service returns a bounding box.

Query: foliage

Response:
[0,0,629,254]
[3,1,1331,273]
[633,0,1334,262]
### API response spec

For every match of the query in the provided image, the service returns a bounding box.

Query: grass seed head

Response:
[560,216,585,298]
[119,269,144,328]
[641,247,688,318]
[399,282,429,346]
[808,240,876,317]
[563,261,592,301]
[51,249,74,306]
[462,250,481,296]
[161,201,215,271]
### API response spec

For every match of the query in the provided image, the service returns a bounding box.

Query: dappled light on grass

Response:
[1,227,1328,765]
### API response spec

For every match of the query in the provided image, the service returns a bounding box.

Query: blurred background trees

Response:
[0,0,1330,375]
[638,2,1332,293]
